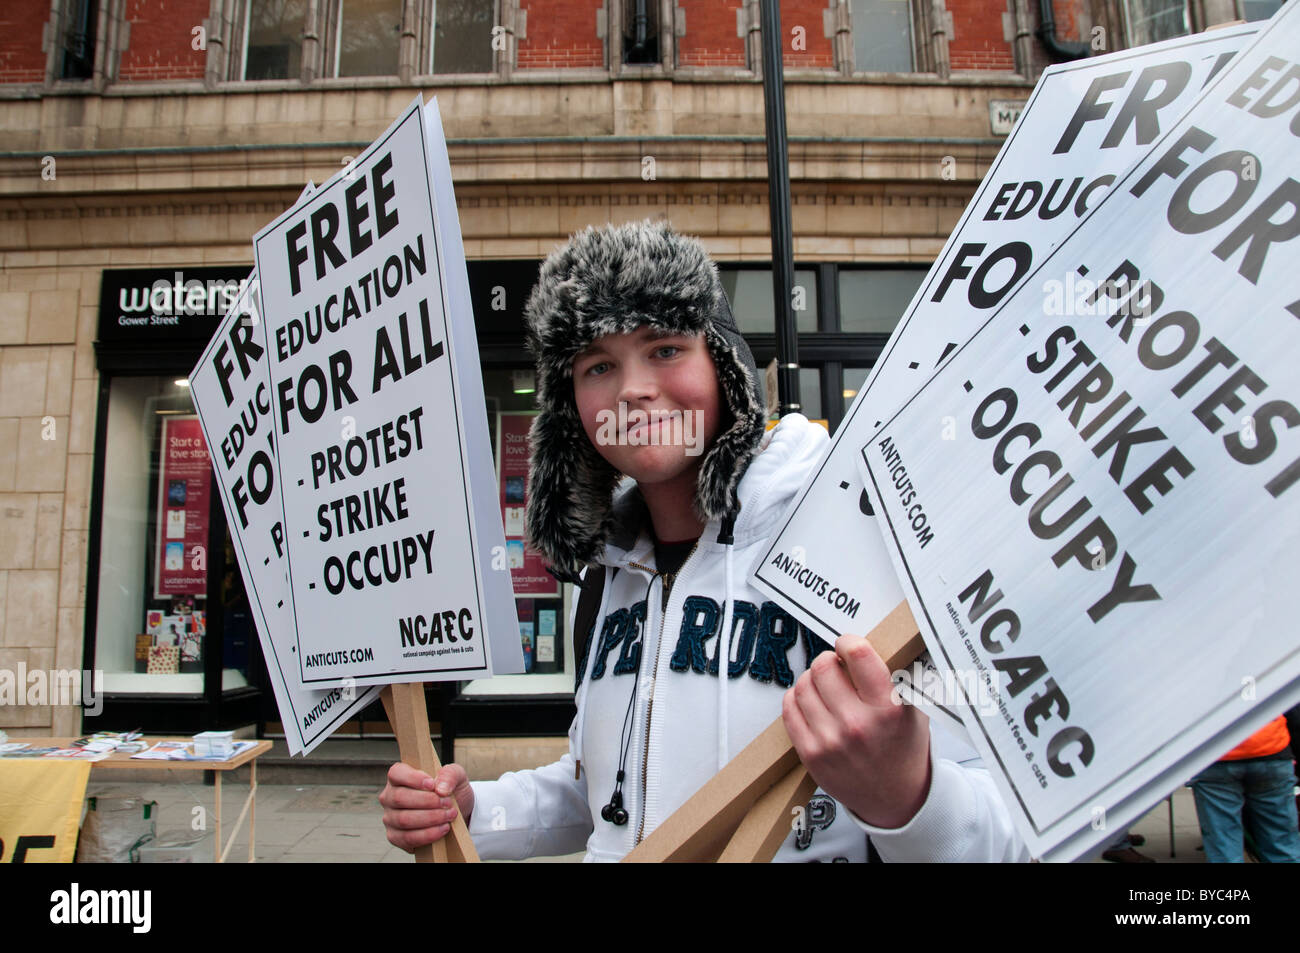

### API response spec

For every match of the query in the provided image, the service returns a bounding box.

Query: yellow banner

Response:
[0,760,90,863]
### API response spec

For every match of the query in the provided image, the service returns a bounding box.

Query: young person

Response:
[380,220,1027,862]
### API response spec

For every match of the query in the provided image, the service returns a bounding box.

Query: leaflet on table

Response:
[253,96,521,688]
[78,739,120,755]
[131,740,258,762]
[188,183,382,755]
[859,5,1300,861]
[0,746,62,758]
[131,741,192,760]
[42,748,112,762]
[751,25,1262,655]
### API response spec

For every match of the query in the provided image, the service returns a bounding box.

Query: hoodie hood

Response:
[523,220,766,580]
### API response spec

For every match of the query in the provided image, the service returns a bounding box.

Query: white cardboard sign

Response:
[253,97,520,688]
[752,26,1261,647]
[859,6,1300,861]
[189,244,381,754]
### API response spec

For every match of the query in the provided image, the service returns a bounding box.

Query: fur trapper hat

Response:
[523,219,766,580]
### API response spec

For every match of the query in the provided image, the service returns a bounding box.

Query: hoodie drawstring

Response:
[573,564,614,779]
[716,516,736,771]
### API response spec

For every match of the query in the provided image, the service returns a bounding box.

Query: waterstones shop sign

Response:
[97,267,255,343]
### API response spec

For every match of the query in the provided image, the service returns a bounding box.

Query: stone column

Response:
[930,0,951,79]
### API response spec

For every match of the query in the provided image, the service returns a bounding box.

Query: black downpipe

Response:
[759,0,801,416]
[627,0,652,62]
[1037,0,1089,61]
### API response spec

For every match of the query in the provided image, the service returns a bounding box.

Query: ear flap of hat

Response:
[695,295,766,522]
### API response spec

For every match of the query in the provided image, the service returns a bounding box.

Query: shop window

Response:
[842,365,871,414]
[720,267,818,335]
[463,368,575,695]
[1122,0,1189,47]
[759,365,822,421]
[430,0,496,73]
[836,268,925,334]
[1240,0,1282,19]
[850,0,914,72]
[59,0,98,79]
[243,0,307,80]
[623,0,659,64]
[92,377,251,694]
[798,367,822,421]
[334,0,403,77]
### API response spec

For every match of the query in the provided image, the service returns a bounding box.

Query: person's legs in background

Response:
[1191,760,1248,863]
[1240,756,1300,863]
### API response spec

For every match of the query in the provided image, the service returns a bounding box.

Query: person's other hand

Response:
[379,761,474,852]
[782,633,931,829]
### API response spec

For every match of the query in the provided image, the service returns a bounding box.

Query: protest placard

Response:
[859,5,1300,860]
[752,25,1261,653]
[189,247,381,755]
[252,97,520,689]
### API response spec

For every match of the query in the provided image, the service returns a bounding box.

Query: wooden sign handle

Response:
[381,683,480,863]
[717,761,818,862]
[625,599,925,863]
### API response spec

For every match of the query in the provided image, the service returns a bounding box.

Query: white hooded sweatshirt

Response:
[468,415,1029,862]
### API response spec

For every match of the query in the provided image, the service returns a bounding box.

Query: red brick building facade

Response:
[118,0,209,81]
[2,0,1107,88]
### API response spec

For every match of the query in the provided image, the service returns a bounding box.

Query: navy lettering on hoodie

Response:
[590,607,629,680]
[613,600,647,675]
[749,602,800,687]
[710,601,760,678]
[589,596,816,689]
[670,595,721,673]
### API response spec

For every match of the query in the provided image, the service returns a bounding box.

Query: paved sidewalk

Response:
[82,776,1208,863]
[84,776,581,863]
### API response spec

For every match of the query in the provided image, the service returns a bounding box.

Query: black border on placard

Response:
[753,26,1262,636]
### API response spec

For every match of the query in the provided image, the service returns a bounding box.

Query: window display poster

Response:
[517,599,535,673]
[498,412,558,596]
[155,416,210,597]
[511,597,564,675]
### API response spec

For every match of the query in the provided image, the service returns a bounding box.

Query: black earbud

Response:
[602,774,628,826]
